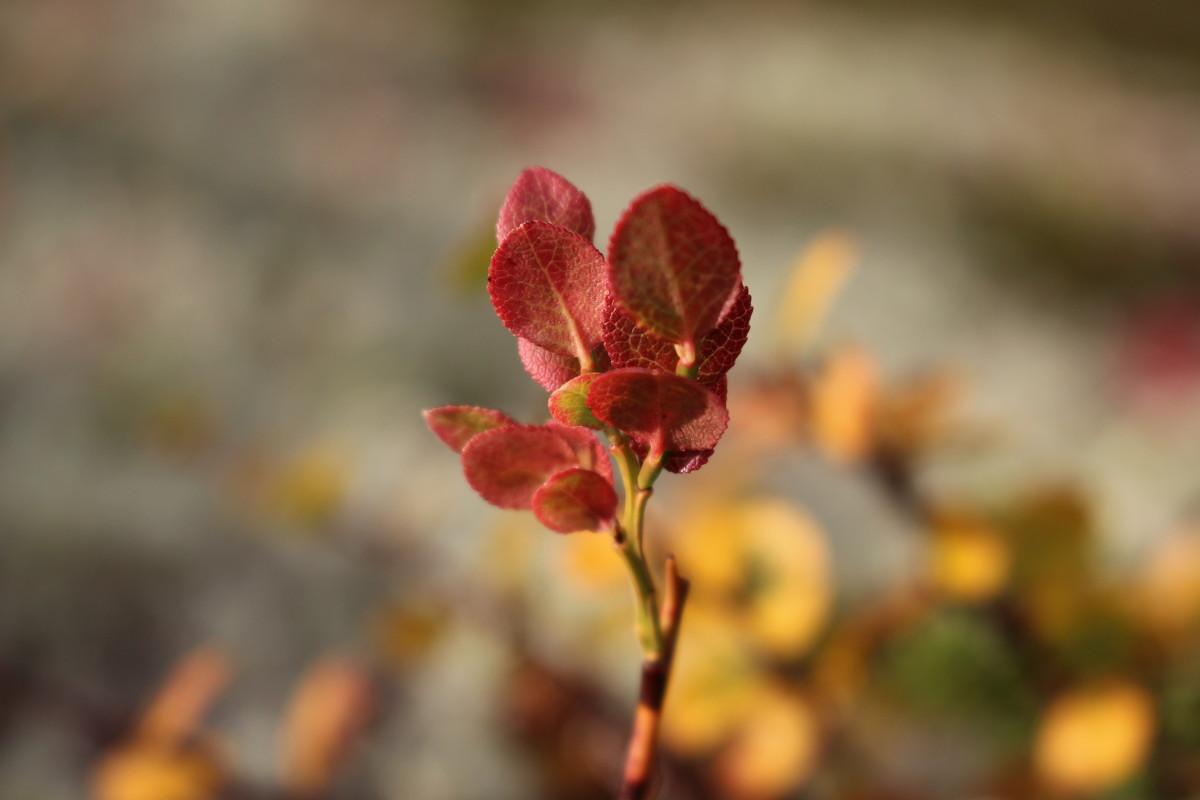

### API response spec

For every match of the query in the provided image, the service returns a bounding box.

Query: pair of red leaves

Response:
[426,168,752,532]
[495,169,742,363]
[496,168,751,462]
[423,407,617,533]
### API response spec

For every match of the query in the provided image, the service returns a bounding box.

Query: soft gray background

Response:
[2,1,1199,797]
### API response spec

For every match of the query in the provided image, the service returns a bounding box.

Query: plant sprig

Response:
[424,167,752,797]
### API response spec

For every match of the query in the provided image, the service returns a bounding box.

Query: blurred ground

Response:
[2,1,1199,798]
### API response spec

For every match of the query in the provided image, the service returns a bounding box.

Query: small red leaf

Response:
[497,168,596,244]
[491,222,607,362]
[587,368,728,456]
[547,422,613,486]
[461,425,579,510]
[423,406,517,453]
[548,374,603,429]
[532,467,618,533]
[608,186,742,360]
[603,285,752,383]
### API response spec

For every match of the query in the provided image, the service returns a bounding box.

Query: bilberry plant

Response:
[425,167,751,798]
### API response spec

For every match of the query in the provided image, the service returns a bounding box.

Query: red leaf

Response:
[547,422,613,486]
[548,374,603,429]
[518,338,579,391]
[423,406,517,453]
[608,186,742,362]
[532,468,618,533]
[517,339,610,392]
[629,377,727,474]
[603,285,752,383]
[497,167,595,244]
[490,221,607,362]
[587,368,728,456]
[461,425,580,510]
[708,374,729,405]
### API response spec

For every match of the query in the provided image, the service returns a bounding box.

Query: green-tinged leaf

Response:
[532,467,618,533]
[461,425,579,510]
[775,231,856,352]
[423,406,516,453]
[549,374,603,429]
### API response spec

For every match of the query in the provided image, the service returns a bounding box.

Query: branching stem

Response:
[604,427,690,799]
[617,556,689,800]
[607,427,665,661]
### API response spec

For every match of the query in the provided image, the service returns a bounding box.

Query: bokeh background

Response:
[3,1,1200,798]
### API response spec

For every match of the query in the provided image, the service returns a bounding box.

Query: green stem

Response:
[607,428,641,525]
[637,449,664,492]
[616,521,663,660]
[675,361,699,380]
[605,428,664,661]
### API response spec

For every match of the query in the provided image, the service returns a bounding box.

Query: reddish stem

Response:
[617,555,690,800]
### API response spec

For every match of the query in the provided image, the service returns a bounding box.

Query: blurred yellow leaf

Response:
[715,681,821,800]
[92,747,222,800]
[479,515,538,593]
[928,511,1010,603]
[743,501,832,659]
[372,599,450,667]
[560,531,625,591]
[665,500,829,765]
[1136,524,1200,637]
[775,231,856,355]
[662,604,756,756]
[92,647,230,800]
[262,441,351,528]
[279,656,377,796]
[1006,487,1094,639]
[812,626,870,711]
[1034,680,1155,795]
[810,345,877,464]
[725,371,808,452]
[672,499,832,659]
[875,368,962,458]
[673,504,751,596]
